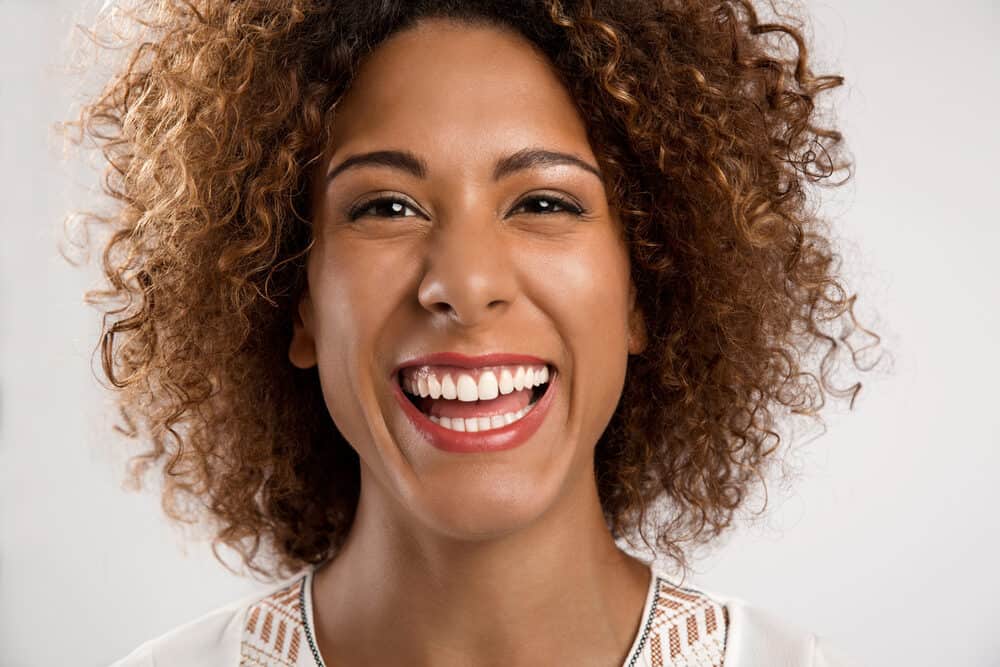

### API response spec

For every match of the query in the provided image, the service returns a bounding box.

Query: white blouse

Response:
[109,562,859,666]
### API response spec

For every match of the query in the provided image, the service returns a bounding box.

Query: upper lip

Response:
[391,352,555,378]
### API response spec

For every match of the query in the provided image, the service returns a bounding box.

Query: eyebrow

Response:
[324,147,604,185]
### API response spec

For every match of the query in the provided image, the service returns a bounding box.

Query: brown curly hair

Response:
[61,0,882,582]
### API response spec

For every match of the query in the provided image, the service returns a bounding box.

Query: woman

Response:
[67,0,877,664]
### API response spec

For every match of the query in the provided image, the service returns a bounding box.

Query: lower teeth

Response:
[428,404,534,432]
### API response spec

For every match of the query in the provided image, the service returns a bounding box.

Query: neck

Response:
[310,462,653,666]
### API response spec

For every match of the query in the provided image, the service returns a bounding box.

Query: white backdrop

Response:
[2,1,997,665]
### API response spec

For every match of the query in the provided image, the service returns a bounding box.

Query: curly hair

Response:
[61,0,882,582]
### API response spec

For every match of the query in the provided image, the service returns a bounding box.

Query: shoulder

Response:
[108,573,311,667]
[716,593,861,667]
[642,571,861,667]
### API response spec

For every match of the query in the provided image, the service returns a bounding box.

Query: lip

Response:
[390,364,559,454]
[391,352,554,377]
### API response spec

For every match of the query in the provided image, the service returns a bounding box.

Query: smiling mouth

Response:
[397,365,554,420]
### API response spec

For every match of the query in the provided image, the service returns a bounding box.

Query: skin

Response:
[288,17,651,667]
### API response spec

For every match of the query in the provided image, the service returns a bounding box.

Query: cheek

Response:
[305,242,403,441]
[308,240,400,358]
[541,234,632,345]
[534,234,632,425]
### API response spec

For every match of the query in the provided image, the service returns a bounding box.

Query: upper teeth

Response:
[402,365,550,402]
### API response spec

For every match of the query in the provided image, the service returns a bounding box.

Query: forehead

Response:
[325,18,595,172]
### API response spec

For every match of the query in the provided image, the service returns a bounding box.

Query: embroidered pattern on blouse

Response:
[238,573,729,667]
[629,577,730,667]
[239,577,307,667]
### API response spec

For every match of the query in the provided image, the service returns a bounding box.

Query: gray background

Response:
[2,1,998,665]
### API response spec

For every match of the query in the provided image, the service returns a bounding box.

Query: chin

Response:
[404,471,562,542]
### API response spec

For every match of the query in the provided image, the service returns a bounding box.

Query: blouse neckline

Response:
[297,562,660,667]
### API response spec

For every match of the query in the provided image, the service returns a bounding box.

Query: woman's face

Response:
[291,17,646,539]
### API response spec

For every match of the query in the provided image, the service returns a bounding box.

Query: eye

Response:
[346,193,585,222]
[347,195,420,222]
[510,194,584,216]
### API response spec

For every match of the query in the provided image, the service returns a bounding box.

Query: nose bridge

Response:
[417,196,517,324]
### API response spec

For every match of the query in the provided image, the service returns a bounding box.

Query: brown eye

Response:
[511,194,584,216]
[347,196,420,222]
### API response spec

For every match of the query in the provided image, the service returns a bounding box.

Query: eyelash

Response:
[346,193,585,222]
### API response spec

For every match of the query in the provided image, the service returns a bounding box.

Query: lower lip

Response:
[391,369,559,454]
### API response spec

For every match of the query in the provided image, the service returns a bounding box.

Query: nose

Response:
[416,209,518,328]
